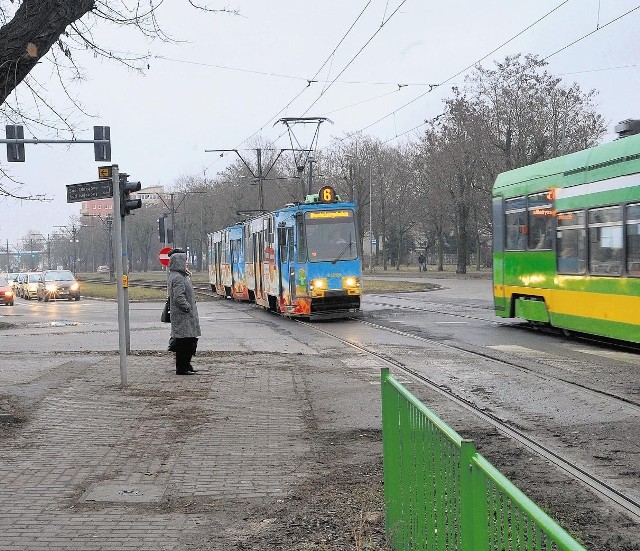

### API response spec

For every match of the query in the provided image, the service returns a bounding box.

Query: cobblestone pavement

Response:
[0,350,381,550]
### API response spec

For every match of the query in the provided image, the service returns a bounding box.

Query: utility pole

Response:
[307,156,315,197]
[204,148,286,212]
[369,164,373,273]
[106,217,114,282]
[72,226,78,274]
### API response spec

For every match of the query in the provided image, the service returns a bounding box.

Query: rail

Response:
[381,367,587,551]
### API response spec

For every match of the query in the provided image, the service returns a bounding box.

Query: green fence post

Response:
[381,368,402,546]
[460,439,474,551]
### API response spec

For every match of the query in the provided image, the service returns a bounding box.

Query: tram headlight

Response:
[343,276,360,288]
[310,278,327,290]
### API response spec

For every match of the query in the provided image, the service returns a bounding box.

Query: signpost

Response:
[66,180,113,203]
[159,246,172,267]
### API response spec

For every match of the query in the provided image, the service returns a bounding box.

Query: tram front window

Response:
[305,210,358,262]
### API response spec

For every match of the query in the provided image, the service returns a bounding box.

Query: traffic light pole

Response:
[111,164,128,385]
[121,215,131,354]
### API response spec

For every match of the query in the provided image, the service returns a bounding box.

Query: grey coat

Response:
[167,252,201,339]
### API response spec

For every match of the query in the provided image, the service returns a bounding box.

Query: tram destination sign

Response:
[66,179,113,203]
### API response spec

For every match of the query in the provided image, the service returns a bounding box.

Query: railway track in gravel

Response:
[296,317,640,521]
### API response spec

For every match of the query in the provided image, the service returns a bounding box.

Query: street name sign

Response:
[66,179,113,203]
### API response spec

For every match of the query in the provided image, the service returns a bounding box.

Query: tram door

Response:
[254,232,263,299]
[278,227,295,303]
[215,241,222,292]
[229,239,238,292]
[492,197,506,309]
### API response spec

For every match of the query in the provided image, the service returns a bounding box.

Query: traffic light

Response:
[119,176,142,217]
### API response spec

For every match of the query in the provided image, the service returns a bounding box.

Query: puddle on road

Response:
[26,320,80,328]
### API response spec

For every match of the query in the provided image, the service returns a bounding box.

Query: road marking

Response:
[487,344,551,356]
[573,348,640,366]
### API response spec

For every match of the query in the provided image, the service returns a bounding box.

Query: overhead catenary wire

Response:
[373,3,640,145]
[351,0,572,139]
[543,4,640,60]
[299,0,409,118]
[235,0,375,150]
[201,1,374,177]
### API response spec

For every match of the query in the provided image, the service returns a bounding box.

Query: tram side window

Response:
[626,203,640,275]
[296,215,306,263]
[556,210,586,274]
[505,196,527,251]
[588,206,623,275]
[245,228,253,263]
[528,192,553,250]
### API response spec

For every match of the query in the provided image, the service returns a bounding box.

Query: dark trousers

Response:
[175,337,198,374]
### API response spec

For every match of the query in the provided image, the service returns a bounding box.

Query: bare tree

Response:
[466,54,606,172]
[0,1,235,199]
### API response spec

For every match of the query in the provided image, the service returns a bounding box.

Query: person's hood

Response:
[169,252,188,273]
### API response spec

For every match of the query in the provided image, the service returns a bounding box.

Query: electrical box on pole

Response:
[94,126,111,162]
[6,125,25,162]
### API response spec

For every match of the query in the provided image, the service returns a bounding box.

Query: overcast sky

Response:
[1,0,639,249]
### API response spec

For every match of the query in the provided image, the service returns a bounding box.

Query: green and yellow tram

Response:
[492,125,640,343]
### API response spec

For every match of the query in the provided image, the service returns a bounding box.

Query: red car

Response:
[0,276,14,306]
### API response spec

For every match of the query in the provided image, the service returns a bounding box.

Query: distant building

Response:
[132,185,164,205]
[80,198,114,217]
[80,185,165,217]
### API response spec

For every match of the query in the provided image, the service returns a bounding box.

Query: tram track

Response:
[367,293,640,354]
[82,275,639,518]
[297,318,640,520]
[353,316,640,412]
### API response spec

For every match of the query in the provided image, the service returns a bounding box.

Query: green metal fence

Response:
[381,368,588,551]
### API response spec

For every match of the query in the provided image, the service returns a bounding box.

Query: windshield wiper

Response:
[332,240,353,264]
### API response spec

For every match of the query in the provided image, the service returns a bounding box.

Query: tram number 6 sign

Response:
[319,185,336,203]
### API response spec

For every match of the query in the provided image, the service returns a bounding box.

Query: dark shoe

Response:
[187,365,198,373]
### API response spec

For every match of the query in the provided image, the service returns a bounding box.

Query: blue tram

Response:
[207,185,362,319]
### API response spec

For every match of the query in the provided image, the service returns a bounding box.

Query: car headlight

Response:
[310,278,327,290]
[4,291,12,297]
[70,282,79,291]
[46,284,57,292]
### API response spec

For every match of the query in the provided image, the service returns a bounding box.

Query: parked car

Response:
[0,276,14,306]
[21,272,43,300]
[97,265,110,274]
[37,270,80,301]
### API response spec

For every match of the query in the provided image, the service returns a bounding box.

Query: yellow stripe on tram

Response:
[498,285,640,325]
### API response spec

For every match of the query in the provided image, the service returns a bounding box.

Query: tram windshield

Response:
[304,209,358,262]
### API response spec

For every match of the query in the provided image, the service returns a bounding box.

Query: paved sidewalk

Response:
[0,347,382,550]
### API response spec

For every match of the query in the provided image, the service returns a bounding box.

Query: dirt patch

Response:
[0,395,28,440]
[233,429,390,551]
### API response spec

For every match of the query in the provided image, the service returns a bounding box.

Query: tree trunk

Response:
[0,1,95,105]
[455,199,469,274]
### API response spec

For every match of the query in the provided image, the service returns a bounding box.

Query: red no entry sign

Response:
[158,246,172,266]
